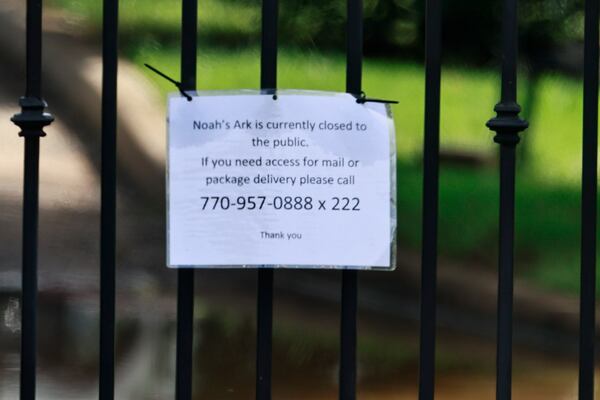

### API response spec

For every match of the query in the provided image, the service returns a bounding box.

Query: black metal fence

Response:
[9,0,599,398]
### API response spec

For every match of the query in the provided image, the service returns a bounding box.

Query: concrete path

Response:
[0,62,101,291]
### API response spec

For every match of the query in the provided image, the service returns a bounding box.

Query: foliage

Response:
[51,0,585,66]
[222,0,585,64]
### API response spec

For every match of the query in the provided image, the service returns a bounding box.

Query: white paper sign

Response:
[167,91,396,269]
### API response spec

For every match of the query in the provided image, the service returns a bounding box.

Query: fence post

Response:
[256,268,274,400]
[11,0,54,398]
[578,0,599,398]
[486,0,528,398]
[175,1,198,399]
[256,2,278,398]
[418,0,442,397]
[339,1,362,399]
[99,0,118,397]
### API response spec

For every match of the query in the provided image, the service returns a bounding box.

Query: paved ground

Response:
[0,67,102,291]
[0,24,177,396]
[0,66,181,398]
[0,80,168,293]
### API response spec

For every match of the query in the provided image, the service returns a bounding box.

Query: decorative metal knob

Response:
[486,101,528,146]
[11,96,54,137]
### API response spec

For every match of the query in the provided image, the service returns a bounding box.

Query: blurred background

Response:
[0,0,596,398]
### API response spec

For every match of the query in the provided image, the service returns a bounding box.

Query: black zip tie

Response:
[356,91,398,104]
[261,88,277,100]
[144,63,193,101]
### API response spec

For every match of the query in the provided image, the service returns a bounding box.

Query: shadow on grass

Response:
[397,160,584,295]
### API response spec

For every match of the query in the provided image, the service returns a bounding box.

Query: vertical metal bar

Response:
[175,270,194,400]
[180,0,197,92]
[486,0,527,398]
[11,0,54,398]
[494,144,517,400]
[340,1,362,399]
[578,0,599,397]
[99,0,118,397]
[21,0,42,388]
[499,1,518,105]
[22,1,43,397]
[256,270,273,400]
[339,270,358,400]
[418,0,442,397]
[25,0,42,98]
[20,137,40,400]
[256,1,277,399]
[345,0,362,96]
[175,0,197,399]
[260,0,278,90]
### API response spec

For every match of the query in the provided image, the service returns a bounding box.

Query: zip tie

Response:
[356,91,398,105]
[261,88,277,100]
[144,63,193,101]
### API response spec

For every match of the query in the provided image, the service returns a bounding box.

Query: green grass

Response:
[397,161,583,292]
[51,0,262,45]
[49,0,594,296]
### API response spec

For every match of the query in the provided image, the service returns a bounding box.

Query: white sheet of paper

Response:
[167,91,395,269]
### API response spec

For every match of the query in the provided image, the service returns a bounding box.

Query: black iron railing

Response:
[175,0,198,399]
[578,0,599,399]
[11,0,54,399]
[417,0,441,398]
[486,0,529,398]
[99,0,118,398]
[256,1,277,399]
[11,0,600,399]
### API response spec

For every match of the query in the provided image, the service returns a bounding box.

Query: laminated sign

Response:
[167,90,396,270]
